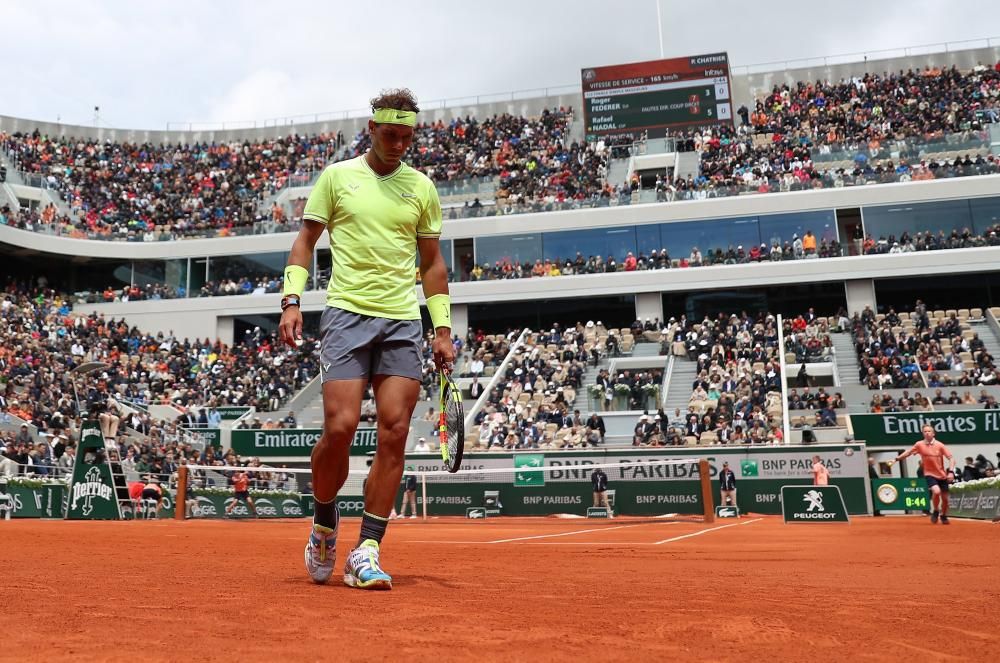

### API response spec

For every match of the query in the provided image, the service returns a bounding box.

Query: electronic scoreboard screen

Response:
[581,52,734,140]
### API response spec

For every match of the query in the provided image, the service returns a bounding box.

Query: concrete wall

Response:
[844,279,877,316]
[635,292,664,323]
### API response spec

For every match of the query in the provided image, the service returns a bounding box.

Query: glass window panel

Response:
[207,252,289,282]
[132,259,188,298]
[970,196,1000,235]
[863,200,973,239]
[659,217,760,260]
[205,252,288,295]
[758,210,838,247]
[474,234,542,268]
[636,223,662,256]
[542,227,637,263]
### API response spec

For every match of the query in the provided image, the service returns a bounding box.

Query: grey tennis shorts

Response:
[319,306,423,382]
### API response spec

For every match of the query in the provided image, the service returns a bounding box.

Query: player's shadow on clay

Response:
[288,575,460,589]
[394,574,462,590]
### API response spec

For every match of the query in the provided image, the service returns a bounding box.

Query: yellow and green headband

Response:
[373,108,417,127]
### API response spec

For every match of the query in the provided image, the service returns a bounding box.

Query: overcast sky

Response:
[5,0,999,129]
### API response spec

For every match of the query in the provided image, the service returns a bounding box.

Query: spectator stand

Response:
[655,313,784,448]
[457,328,531,452]
[808,303,1000,443]
[467,322,667,451]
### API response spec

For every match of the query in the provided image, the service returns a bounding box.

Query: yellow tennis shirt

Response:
[302,155,442,320]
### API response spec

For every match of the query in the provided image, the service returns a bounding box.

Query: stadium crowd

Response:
[472,324,597,450]
[654,312,784,445]
[846,301,994,391]
[657,63,1000,198]
[0,62,996,244]
[0,279,319,477]
[1,107,610,239]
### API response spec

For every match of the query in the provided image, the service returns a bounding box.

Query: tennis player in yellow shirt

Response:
[279,89,454,590]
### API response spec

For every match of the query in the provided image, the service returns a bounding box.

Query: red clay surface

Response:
[2,515,998,662]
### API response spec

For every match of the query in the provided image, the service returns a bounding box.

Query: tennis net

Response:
[175,457,716,521]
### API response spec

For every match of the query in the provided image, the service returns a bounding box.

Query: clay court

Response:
[3,516,998,662]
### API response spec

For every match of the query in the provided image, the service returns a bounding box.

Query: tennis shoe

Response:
[930,511,939,524]
[343,539,392,590]
[940,515,950,525]
[304,522,338,584]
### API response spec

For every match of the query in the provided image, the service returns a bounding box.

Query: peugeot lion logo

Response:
[803,490,825,512]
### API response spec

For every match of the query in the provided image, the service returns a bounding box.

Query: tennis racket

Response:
[438,369,464,473]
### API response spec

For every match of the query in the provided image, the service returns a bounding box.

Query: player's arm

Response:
[417,184,453,369]
[942,444,956,474]
[279,169,334,348]
[891,444,918,464]
[419,238,453,368]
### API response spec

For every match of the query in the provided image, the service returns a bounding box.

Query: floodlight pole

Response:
[655,0,664,59]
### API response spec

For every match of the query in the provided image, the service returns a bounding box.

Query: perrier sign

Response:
[66,424,121,520]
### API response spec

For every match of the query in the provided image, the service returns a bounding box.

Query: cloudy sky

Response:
[5,0,999,129]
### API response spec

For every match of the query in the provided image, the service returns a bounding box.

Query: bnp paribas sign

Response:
[850,410,1000,446]
[230,428,378,457]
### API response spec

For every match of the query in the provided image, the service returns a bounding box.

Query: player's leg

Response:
[246,495,258,518]
[344,318,422,589]
[939,483,950,524]
[344,374,419,590]
[928,483,942,523]
[593,491,600,508]
[305,378,366,583]
[364,375,418,521]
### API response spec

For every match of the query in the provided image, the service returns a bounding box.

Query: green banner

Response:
[189,491,309,519]
[183,427,221,448]
[66,425,121,520]
[230,428,377,458]
[871,478,929,511]
[850,410,1000,446]
[0,482,65,518]
[781,485,850,522]
[217,406,254,420]
[396,445,871,516]
[950,485,1000,520]
[513,454,545,486]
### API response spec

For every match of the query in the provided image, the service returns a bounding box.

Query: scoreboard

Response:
[581,52,734,140]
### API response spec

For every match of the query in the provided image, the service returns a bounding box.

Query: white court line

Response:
[654,517,761,545]
[488,523,651,544]
[407,540,657,546]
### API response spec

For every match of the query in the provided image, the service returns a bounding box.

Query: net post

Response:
[421,473,428,521]
[699,458,714,523]
[175,464,188,521]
